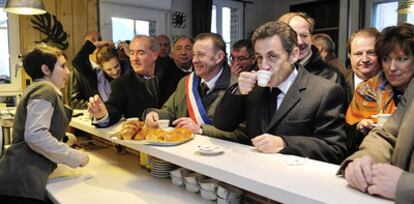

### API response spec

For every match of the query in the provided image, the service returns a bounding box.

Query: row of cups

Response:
[170,168,243,203]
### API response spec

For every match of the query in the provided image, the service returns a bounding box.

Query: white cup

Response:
[157,119,170,129]
[372,113,391,126]
[256,70,272,87]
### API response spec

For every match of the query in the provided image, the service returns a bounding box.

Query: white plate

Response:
[146,135,194,146]
[197,145,223,155]
[112,134,194,146]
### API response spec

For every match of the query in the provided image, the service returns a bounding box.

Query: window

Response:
[0,8,21,107]
[0,10,10,81]
[367,0,414,31]
[372,1,398,31]
[100,2,168,44]
[211,0,243,56]
[111,17,156,44]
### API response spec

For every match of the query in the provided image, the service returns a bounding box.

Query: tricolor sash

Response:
[185,73,212,125]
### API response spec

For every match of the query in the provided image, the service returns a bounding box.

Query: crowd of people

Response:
[1,10,414,204]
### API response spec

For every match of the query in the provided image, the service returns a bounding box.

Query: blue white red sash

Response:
[185,73,212,125]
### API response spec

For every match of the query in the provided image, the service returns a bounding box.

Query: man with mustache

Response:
[278,12,347,94]
[344,28,380,105]
[87,35,176,127]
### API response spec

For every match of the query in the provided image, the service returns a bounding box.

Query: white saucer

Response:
[197,145,223,155]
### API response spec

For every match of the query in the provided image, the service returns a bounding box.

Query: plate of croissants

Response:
[116,119,193,146]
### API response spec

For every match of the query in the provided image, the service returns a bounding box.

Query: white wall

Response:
[170,0,192,38]
[244,0,348,62]
[99,0,348,62]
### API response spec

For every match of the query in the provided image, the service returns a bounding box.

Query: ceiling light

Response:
[4,0,47,15]
[397,0,414,14]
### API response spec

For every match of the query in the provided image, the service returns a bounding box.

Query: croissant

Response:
[120,120,144,140]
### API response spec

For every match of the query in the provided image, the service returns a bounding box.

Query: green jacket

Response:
[144,65,238,141]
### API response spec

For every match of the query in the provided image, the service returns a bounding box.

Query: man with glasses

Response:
[230,39,256,76]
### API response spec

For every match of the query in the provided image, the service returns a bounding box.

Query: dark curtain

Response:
[192,0,212,38]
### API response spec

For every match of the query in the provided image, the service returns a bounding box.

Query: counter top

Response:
[70,117,392,204]
[47,148,212,204]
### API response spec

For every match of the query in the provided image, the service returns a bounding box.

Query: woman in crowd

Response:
[0,44,89,203]
[69,44,131,108]
[94,45,129,101]
[345,23,414,151]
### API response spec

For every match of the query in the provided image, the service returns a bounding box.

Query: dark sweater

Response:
[0,81,70,201]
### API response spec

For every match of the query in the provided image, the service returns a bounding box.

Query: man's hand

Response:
[231,63,242,75]
[251,134,285,153]
[172,117,201,134]
[78,151,89,167]
[357,119,375,135]
[145,111,160,128]
[87,95,108,119]
[93,40,114,48]
[367,163,403,199]
[344,155,375,192]
[238,71,257,95]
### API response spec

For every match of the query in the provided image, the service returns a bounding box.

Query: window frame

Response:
[0,9,22,106]
[365,0,410,29]
[100,2,169,42]
[212,0,244,55]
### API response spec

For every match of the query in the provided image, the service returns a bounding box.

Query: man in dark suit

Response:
[166,35,194,87]
[69,31,106,109]
[87,35,176,127]
[214,21,347,164]
[278,12,347,94]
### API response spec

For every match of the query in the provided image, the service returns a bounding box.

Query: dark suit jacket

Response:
[344,69,355,106]
[305,46,347,97]
[214,67,348,164]
[71,40,98,103]
[101,59,176,127]
[68,69,90,109]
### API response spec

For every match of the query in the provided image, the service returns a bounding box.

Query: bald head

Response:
[156,34,171,58]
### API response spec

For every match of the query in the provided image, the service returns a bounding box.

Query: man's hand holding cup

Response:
[238,70,272,95]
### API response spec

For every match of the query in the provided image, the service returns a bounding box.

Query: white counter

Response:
[69,117,392,204]
[47,148,212,204]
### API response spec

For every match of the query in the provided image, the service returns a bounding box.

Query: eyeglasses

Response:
[230,55,253,62]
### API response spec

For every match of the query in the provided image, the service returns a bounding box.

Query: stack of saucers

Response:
[216,182,243,204]
[170,168,191,186]
[184,172,206,193]
[199,178,219,200]
[150,156,176,178]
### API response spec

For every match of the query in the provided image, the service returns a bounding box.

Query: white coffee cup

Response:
[157,119,170,129]
[256,70,272,87]
[372,113,391,126]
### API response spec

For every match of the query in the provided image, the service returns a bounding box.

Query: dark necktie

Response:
[266,87,281,124]
[199,82,209,98]
[145,78,159,103]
